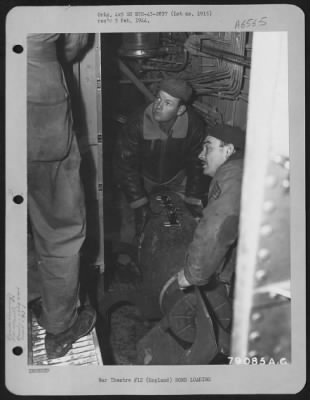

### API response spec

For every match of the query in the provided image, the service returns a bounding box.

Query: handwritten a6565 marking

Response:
[228,357,288,365]
[235,17,267,30]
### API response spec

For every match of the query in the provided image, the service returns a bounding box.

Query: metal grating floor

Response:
[28,310,103,366]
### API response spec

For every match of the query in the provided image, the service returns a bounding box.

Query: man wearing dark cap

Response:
[115,78,207,243]
[178,124,245,289]
[132,124,246,364]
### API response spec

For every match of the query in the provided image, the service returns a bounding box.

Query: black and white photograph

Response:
[5,4,306,396]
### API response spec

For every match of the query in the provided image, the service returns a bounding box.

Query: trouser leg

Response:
[38,254,80,335]
[28,231,41,302]
[28,136,86,334]
[119,192,136,245]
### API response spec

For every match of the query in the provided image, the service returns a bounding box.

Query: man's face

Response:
[199,135,230,177]
[152,90,183,122]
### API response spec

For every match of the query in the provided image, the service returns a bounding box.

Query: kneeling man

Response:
[178,124,245,292]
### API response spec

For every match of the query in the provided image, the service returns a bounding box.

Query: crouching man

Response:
[114,78,208,246]
[178,124,245,293]
[174,124,245,362]
[136,125,246,365]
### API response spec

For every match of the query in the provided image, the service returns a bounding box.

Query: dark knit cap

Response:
[159,79,193,103]
[207,124,246,150]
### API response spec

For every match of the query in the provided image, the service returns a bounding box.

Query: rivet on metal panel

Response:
[284,160,290,170]
[260,225,273,236]
[257,248,270,262]
[263,201,275,213]
[282,179,290,190]
[251,312,263,322]
[249,331,261,341]
[265,175,277,188]
[273,154,283,164]
[255,269,267,281]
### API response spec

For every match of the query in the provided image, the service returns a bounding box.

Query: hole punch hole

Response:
[12,346,23,356]
[13,45,24,54]
[13,195,24,204]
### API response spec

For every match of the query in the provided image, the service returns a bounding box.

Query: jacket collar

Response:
[217,151,244,174]
[143,103,188,140]
[208,156,244,200]
[228,149,244,161]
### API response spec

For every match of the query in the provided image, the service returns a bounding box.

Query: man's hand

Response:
[134,203,151,237]
[177,269,192,290]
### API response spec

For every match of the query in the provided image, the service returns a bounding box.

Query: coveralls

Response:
[27,34,88,335]
[114,103,207,243]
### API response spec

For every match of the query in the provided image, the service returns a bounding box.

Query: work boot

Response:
[28,297,43,322]
[45,305,97,359]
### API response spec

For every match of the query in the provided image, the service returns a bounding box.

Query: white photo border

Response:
[5,4,306,396]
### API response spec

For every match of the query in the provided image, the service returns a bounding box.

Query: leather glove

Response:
[184,202,203,218]
[134,203,151,237]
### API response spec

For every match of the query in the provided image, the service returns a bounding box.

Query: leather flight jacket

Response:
[114,104,207,207]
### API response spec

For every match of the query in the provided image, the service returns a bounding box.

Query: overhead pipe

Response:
[119,78,162,85]
[139,49,189,73]
[198,42,251,68]
[185,38,250,68]
[190,54,244,100]
[117,59,155,102]
[191,70,231,84]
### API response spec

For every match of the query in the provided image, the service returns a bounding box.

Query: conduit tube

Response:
[118,59,155,102]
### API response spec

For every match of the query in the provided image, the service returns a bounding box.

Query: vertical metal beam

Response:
[73,34,104,271]
[95,34,105,272]
[232,32,291,362]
